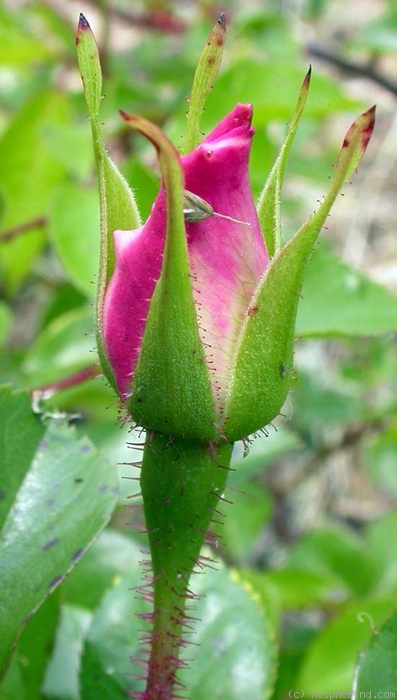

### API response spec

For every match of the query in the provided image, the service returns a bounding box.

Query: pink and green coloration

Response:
[77,12,375,699]
[103,103,268,431]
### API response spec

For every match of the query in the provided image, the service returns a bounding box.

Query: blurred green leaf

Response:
[288,526,375,597]
[79,569,144,700]
[214,482,274,563]
[236,569,281,631]
[44,123,95,181]
[366,511,397,593]
[265,568,340,609]
[42,605,92,700]
[0,303,12,347]
[231,430,302,487]
[297,245,397,337]
[120,157,159,221]
[49,183,100,297]
[0,8,54,66]
[41,284,88,328]
[0,591,61,700]
[22,308,94,387]
[0,91,68,293]
[63,529,142,610]
[364,426,397,498]
[291,371,364,429]
[298,599,397,694]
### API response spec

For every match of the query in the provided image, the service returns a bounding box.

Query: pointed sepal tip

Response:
[78,13,90,31]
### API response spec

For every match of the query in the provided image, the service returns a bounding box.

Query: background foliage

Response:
[1,0,397,698]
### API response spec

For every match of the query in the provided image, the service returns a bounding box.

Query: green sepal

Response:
[225,106,376,441]
[181,13,226,155]
[257,68,311,258]
[120,113,218,443]
[76,14,141,391]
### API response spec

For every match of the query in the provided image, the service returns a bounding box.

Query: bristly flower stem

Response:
[137,433,233,698]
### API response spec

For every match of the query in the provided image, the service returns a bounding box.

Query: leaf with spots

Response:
[0,389,118,679]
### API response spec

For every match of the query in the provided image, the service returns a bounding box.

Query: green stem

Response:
[139,433,233,698]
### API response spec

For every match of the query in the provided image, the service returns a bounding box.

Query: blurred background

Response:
[1,1,397,698]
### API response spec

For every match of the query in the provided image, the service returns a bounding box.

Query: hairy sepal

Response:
[76,14,141,391]
[257,68,311,258]
[120,113,218,442]
[181,13,226,155]
[225,106,376,441]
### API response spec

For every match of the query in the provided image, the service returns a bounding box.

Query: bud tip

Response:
[362,105,376,149]
[78,13,90,31]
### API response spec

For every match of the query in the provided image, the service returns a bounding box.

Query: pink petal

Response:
[182,104,269,411]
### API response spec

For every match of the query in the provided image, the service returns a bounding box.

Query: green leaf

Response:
[22,308,94,388]
[122,114,216,441]
[80,570,144,699]
[179,564,277,699]
[364,427,397,499]
[296,245,397,336]
[0,404,118,678]
[257,68,311,257]
[288,526,375,597]
[0,91,67,293]
[291,371,364,429]
[49,183,100,297]
[44,122,95,181]
[79,559,277,699]
[366,511,397,593]
[264,568,338,610]
[0,303,12,347]
[0,387,45,530]
[120,157,159,221]
[213,482,273,563]
[236,569,281,632]
[0,8,53,66]
[0,590,61,700]
[63,529,142,611]
[42,605,92,700]
[298,599,397,694]
[76,14,140,391]
[0,657,26,700]
[225,107,375,441]
[352,608,397,696]
[182,13,226,154]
